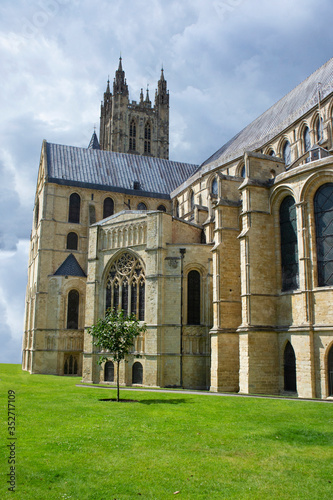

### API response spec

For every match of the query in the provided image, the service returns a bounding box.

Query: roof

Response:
[200,57,333,171]
[54,254,86,277]
[46,142,198,199]
[88,131,100,150]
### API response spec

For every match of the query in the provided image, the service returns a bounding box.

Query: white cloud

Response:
[0,0,333,362]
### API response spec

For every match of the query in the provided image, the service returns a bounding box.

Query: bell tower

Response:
[99,59,169,159]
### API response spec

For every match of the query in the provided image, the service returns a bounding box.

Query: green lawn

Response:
[1,364,332,499]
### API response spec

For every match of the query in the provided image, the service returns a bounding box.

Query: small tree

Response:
[87,309,146,401]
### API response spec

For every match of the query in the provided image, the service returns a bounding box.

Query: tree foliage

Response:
[87,309,146,401]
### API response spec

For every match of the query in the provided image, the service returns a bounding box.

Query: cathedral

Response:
[23,57,333,399]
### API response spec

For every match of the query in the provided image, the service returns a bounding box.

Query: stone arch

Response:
[104,250,146,320]
[132,361,143,384]
[283,341,297,392]
[104,361,114,382]
[325,342,333,396]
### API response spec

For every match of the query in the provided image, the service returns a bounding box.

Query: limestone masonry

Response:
[23,57,333,398]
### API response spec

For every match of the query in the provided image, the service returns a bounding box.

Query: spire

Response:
[156,67,169,106]
[145,85,151,105]
[140,88,144,104]
[88,130,100,150]
[113,56,128,95]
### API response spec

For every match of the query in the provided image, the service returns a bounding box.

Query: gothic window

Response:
[67,290,79,329]
[316,116,324,143]
[314,183,333,286]
[279,196,299,291]
[268,149,276,157]
[103,197,114,218]
[106,252,145,319]
[157,204,166,212]
[104,361,114,382]
[129,119,136,151]
[68,193,81,223]
[328,345,333,396]
[282,141,291,166]
[137,202,147,210]
[64,354,78,375]
[67,232,78,250]
[240,165,246,178]
[211,177,218,196]
[144,122,151,154]
[132,362,143,384]
[303,126,311,152]
[187,270,200,325]
[284,342,297,392]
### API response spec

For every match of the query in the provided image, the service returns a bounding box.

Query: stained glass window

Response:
[280,196,299,291]
[106,253,145,319]
[314,183,333,286]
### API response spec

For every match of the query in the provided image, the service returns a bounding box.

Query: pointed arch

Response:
[279,195,299,291]
[314,183,333,286]
[284,341,297,392]
[282,140,291,166]
[105,251,145,319]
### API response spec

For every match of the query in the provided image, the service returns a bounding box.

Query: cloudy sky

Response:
[1,0,332,364]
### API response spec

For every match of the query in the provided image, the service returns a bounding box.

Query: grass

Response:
[1,364,332,499]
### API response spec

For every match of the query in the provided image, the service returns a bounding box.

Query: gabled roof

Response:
[46,142,198,199]
[54,254,86,277]
[200,57,333,171]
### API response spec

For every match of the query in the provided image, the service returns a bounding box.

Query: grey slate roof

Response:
[200,57,333,170]
[46,142,198,199]
[54,254,86,277]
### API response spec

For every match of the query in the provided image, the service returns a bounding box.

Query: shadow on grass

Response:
[265,428,333,446]
[98,398,190,405]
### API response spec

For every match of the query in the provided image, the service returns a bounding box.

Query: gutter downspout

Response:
[179,248,186,388]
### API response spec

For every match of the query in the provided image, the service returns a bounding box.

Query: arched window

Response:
[103,197,114,219]
[157,204,166,212]
[67,232,78,250]
[284,342,297,392]
[144,123,151,154]
[240,165,246,178]
[68,193,81,223]
[211,177,218,196]
[279,196,299,291]
[64,354,78,375]
[282,141,291,166]
[137,202,147,211]
[190,191,195,211]
[314,183,333,286]
[303,126,311,152]
[106,253,145,320]
[129,119,136,151]
[67,290,79,329]
[187,270,200,325]
[268,149,275,157]
[104,361,114,382]
[132,362,143,384]
[316,116,324,143]
[328,345,333,396]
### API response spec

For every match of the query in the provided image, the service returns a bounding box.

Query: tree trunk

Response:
[117,360,120,402]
